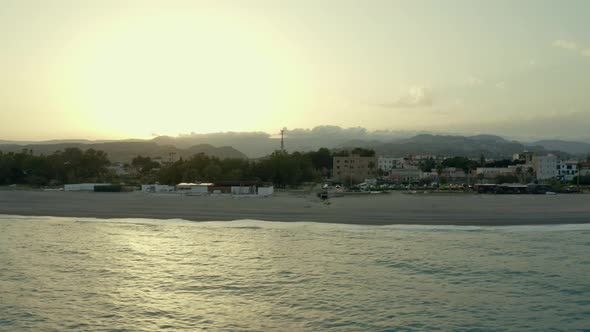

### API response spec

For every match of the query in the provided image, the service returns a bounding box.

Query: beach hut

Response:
[64,183,111,191]
[257,186,274,196]
[141,184,175,193]
[176,183,212,194]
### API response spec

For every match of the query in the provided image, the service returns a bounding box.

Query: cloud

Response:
[553,39,579,50]
[464,76,484,86]
[552,39,590,60]
[379,86,433,108]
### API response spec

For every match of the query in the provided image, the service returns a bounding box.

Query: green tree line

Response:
[0,147,362,188]
[144,148,338,188]
[0,148,110,186]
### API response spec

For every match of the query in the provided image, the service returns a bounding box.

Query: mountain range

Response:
[2,127,589,161]
[0,141,247,163]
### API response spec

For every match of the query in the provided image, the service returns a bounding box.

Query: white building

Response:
[532,155,558,180]
[141,184,175,193]
[64,183,111,191]
[231,185,256,195]
[557,161,578,181]
[377,157,403,172]
[257,186,274,196]
[176,182,212,194]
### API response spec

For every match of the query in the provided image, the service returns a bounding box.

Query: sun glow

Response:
[55,9,311,138]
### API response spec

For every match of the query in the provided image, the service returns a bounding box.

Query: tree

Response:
[572,175,590,185]
[368,161,376,176]
[436,165,444,183]
[515,166,523,183]
[203,163,223,181]
[420,158,436,172]
[476,173,485,183]
[441,156,478,174]
[495,174,519,184]
[0,147,110,186]
[308,148,332,169]
[132,155,160,174]
[351,147,375,157]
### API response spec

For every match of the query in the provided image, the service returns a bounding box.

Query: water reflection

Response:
[1,216,589,331]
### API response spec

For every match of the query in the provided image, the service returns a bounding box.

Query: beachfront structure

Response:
[64,183,112,191]
[557,160,578,181]
[332,155,377,183]
[176,182,212,194]
[141,184,175,193]
[231,185,256,195]
[257,186,274,196]
[532,154,558,180]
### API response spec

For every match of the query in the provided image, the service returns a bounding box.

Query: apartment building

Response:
[333,155,377,183]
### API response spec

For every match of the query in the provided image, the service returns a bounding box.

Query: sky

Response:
[1,0,589,141]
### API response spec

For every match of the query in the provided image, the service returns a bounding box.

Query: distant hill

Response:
[0,141,247,163]
[342,134,549,159]
[0,139,119,145]
[152,133,278,158]
[530,140,590,156]
[3,126,589,159]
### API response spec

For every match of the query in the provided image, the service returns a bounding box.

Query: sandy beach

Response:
[0,190,589,225]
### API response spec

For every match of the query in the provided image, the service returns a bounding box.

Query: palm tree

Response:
[476,173,485,183]
[527,167,535,183]
[515,166,523,183]
[436,165,444,185]
[368,161,376,175]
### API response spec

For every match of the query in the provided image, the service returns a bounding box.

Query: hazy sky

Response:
[1,0,589,141]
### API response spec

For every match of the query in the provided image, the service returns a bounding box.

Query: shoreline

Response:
[1,190,590,226]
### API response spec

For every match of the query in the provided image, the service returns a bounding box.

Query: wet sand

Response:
[0,190,589,226]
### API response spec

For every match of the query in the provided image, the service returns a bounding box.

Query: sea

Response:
[1,215,589,331]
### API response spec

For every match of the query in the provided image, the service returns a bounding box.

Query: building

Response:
[387,169,422,183]
[475,167,515,178]
[141,184,175,193]
[208,181,260,194]
[230,186,256,195]
[377,157,403,172]
[441,167,467,183]
[512,151,534,164]
[557,160,578,181]
[399,156,421,170]
[106,163,131,176]
[257,186,274,196]
[532,155,558,180]
[64,183,111,191]
[333,155,377,183]
[176,182,212,194]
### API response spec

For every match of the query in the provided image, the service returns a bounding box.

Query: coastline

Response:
[1,190,589,226]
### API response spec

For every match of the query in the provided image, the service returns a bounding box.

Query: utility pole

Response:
[577,161,581,192]
[280,127,286,151]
